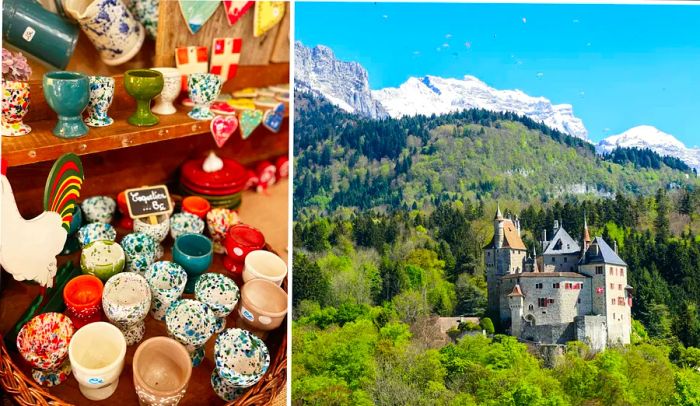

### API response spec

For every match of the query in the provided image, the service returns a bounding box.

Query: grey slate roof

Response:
[502,272,586,279]
[542,226,581,255]
[578,237,627,266]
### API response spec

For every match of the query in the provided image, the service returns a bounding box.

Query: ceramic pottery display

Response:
[223,224,265,275]
[182,196,211,219]
[206,208,240,254]
[16,313,74,387]
[238,278,287,331]
[80,240,125,281]
[2,0,79,69]
[64,0,145,66]
[81,195,117,223]
[145,261,187,321]
[77,222,117,248]
[64,274,104,329]
[43,71,89,138]
[133,214,170,259]
[121,232,157,275]
[133,337,192,406]
[194,273,239,333]
[68,322,126,401]
[1,80,31,136]
[239,109,263,139]
[84,76,115,127]
[170,212,205,240]
[210,328,270,401]
[243,250,287,286]
[102,272,152,346]
[187,73,223,120]
[180,156,248,210]
[129,0,159,39]
[151,67,181,115]
[165,299,216,366]
[61,205,83,255]
[125,69,164,126]
[116,191,134,229]
[172,233,213,294]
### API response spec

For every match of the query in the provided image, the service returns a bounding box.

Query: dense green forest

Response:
[292,93,700,405]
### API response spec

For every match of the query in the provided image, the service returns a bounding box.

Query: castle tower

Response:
[508,284,524,337]
[581,214,591,255]
[494,203,504,248]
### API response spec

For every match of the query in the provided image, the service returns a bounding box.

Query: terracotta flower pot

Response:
[63,274,103,329]
[69,322,126,401]
[133,337,192,406]
[237,279,287,331]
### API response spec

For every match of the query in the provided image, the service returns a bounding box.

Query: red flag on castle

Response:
[596,287,604,294]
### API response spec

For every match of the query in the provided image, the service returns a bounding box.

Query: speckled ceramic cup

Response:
[133,214,171,260]
[210,328,270,401]
[194,273,239,333]
[133,337,192,406]
[17,313,74,387]
[84,76,115,127]
[206,208,239,254]
[145,261,187,321]
[103,272,151,346]
[80,240,125,282]
[187,73,223,120]
[165,299,216,367]
[121,232,157,275]
[151,67,181,115]
[170,212,205,240]
[81,196,117,224]
[77,222,117,248]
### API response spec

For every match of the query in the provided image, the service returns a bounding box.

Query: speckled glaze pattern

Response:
[135,383,187,406]
[145,261,187,321]
[77,222,117,248]
[16,313,75,387]
[68,0,145,65]
[1,80,31,136]
[103,272,151,346]
[133,215,171,259]
[165,299,216,366]
[85,76,115,127]
[211,328,269,401]
[80,240,125,281]
[151,67,181,115]
[187,73,223,121]
[128,0,159,38]
[121,232,157,275]
[170,212,205,240]
[206,208,239,254]
[82,196,117,223]
[194,273,239,333]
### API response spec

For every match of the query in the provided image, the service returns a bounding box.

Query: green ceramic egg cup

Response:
[124,69,164,127]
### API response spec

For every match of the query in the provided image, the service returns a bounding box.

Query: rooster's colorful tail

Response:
[43,153,84,232]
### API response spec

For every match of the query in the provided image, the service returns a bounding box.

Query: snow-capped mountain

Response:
[597,126,700,170]
[373,75,588,140]
[294,42,387,118]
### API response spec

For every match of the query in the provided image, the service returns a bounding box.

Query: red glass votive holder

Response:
[63,275,103,330]
[223,224,265,277]
[117,191,133,230]
[182,196,211,219]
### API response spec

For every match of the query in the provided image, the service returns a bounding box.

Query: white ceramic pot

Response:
[151,67,182,115]
[133,214,170,260]
[242,250,287,286]
[68,322,126,401]
[63,0,145,66]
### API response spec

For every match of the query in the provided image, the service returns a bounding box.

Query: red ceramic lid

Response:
[180,158,248,189]
[228,224,265,248]
[180,177,246,196]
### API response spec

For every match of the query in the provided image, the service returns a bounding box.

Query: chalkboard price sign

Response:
[124,185,173,219]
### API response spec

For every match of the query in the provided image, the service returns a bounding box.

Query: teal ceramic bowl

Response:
[173,233,213,294]
[80,240,125,282]
[42,71,89,138]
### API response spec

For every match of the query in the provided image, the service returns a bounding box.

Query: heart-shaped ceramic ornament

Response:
[239,110,263,140]
[179,0,220,34]
[253,1,285,37]
[262,103,285,133]
[223,1,254,26]
[210,115,238,148]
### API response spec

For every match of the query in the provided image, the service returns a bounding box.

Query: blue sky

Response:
[295,2,700,145]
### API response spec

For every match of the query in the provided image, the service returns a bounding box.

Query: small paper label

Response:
[22,26,36,42]
[241,307,254,321]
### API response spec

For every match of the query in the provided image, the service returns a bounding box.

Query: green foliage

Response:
[480,317,495,335]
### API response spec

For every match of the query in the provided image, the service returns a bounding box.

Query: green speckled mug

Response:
[124,69,163,127]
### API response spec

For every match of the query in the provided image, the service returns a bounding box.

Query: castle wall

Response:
[578,263,631,345]
[575,315,607,352]
[520,322,576,344]
[541,253,580,273]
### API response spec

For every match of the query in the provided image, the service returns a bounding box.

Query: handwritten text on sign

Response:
[124,185,173,219]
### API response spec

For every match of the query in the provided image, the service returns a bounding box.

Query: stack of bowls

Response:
[178,158,248,209]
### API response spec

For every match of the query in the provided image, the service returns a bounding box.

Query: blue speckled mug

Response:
[43,71,89,138]
[173,233,213,294]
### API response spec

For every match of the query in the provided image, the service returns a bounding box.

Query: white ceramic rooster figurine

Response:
[0,154,84,287]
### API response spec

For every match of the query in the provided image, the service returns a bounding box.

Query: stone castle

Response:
[484,205,632,351]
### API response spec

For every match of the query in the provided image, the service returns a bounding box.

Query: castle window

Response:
[578,298,581,303]
[553,283,560,289]
[564,283,570,289]
[487,252,490,257]
[552,257,556,263]
[618,297,625,305]
[610,283,614,290]
[538,298,548,307]
[621,268,625,277]
[528,304,534,311]
[618,284,622,290]
[549,299,554,304]
[613,313,616,319]
[564,257,568,263]
[536,283,543,289]
[597,266,604,275]
[611,298,616,305]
